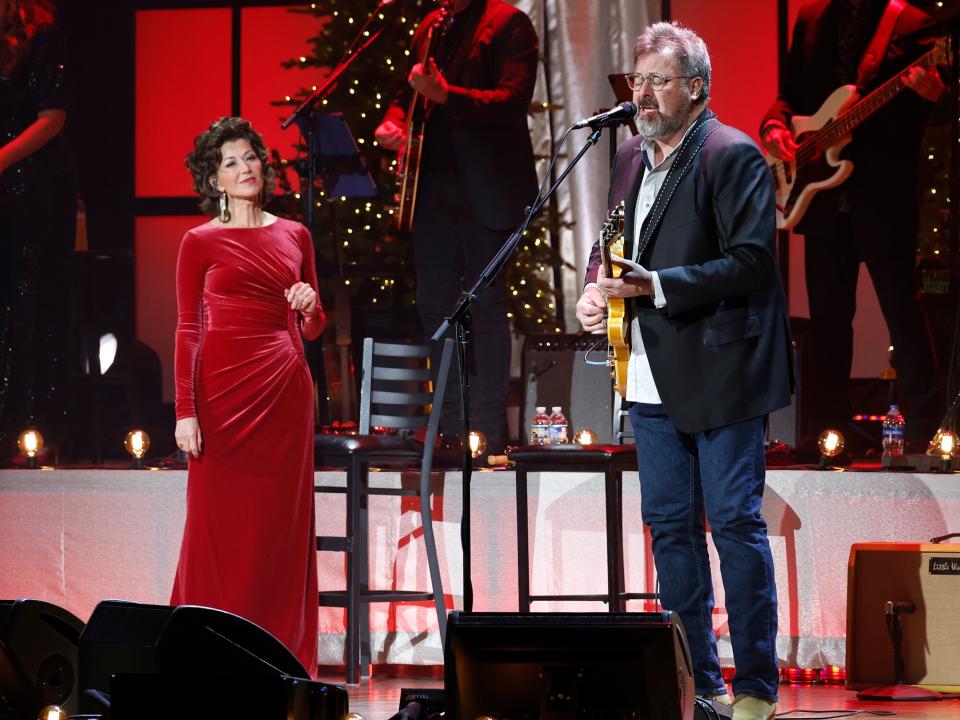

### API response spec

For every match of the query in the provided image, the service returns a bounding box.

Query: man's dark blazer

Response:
[384,0,539,231]
[585,110,794,434]
[759,0,936,243]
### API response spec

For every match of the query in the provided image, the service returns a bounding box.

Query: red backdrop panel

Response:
[135,9,232,197]
[136,216,205,403]
[670,0,778,144]
[240,5,319,173]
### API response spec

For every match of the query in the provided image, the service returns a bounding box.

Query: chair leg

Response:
[418,466,447,645]
[359,464,371,677]
[604,467,626,612]
[516,467,531,612]
[345,456,363,684]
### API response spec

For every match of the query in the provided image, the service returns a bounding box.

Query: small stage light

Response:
[468,431,487,459]
[783,667,821,684]
[926,428,957,472]
[17,429,44,469]
[574,428,598,445]
[817,428,845,469]
[38,706,67,720]
[124,429,151,468]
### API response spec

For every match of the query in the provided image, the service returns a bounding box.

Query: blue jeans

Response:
[629,403,779,702]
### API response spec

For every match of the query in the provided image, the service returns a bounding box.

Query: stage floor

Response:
[317,674,960,719]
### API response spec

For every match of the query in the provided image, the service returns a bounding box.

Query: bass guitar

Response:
[766,37,947,230]
[394,4,453,231]
[599,202,629,397]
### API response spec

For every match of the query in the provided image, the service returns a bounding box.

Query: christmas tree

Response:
[274,0,567,336]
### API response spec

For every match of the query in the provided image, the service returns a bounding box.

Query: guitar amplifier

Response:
[521,334,614,444]
[846,542,960,692]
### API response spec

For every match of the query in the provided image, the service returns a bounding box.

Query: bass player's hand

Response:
[761,125,797,162]
[374,119,404,152]
[902,64,945,103]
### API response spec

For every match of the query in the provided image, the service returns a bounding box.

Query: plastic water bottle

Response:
[882,404,906,457]
[548,406,569,445]
[530,406,551,445]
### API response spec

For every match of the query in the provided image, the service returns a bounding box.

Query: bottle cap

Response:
[535,406,546,413]
[551,406,561,412]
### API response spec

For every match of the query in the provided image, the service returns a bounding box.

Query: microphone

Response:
[884,601,915,615]
[572,102,638,130]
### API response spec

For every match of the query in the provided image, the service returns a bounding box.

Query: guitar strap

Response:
[857,0,907,90]
[633,112,721,263]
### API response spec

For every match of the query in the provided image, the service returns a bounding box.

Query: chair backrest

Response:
[358,338,454,450]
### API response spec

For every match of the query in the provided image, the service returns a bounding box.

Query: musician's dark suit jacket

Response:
[384,0,539,231]
[585,110,794,435]
[759,0,936,241]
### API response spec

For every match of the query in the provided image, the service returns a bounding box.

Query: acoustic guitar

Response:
[766,37,947,230]
[599,202,629,397]
[394,4,453,231]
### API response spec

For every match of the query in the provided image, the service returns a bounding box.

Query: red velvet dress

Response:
[170,217,324,676]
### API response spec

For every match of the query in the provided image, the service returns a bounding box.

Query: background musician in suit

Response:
[576,21,791,720]
[760,0,944,458]
[375,0,539,455]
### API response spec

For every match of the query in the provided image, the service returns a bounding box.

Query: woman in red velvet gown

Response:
[171,117,324,676]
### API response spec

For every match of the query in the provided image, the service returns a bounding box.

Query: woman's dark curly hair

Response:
[186,116,276,216]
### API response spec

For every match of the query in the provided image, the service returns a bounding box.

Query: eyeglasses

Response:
[625,72,695,91]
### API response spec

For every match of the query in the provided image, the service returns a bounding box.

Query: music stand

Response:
[296,113,377,424]
[302,112,378,203]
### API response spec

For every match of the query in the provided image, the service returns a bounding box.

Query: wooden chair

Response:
[314,338,453,683]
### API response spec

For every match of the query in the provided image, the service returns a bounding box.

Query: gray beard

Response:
[636,103,690,141]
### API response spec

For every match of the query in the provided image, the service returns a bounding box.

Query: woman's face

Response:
[214,138,263,201]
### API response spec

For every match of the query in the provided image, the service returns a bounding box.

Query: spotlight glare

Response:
[817,428,845,458]
[468,431,487,459]
[17,429,44,458]
[574,428,598,445]
[99,333,118,374]
[124,429,151,461]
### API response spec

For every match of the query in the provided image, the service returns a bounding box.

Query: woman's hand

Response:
[285,282,317,315]
[175,416,203,458]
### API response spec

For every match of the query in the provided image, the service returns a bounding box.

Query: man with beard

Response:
[576,21,792,720]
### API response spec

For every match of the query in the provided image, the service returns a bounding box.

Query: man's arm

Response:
[657,140,779,317]
[443,12,539,125]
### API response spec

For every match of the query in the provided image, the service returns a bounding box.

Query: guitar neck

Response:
[818,44,940,148]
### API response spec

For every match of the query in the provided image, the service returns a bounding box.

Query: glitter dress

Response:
[0,24,77,457]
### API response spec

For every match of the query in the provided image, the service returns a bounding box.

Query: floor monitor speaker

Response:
[444,610,694,720]
[0,599,84,719]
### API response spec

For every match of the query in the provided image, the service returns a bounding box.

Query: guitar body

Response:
[598,203,630,397]
[606,236,630,398]
[767,85,858,230]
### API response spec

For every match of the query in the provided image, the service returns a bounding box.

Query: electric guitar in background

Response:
[394,4,453,231]
[599,202,629,398]
[766,37,947,230]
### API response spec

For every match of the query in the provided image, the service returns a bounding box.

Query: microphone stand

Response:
[431,124,607,612]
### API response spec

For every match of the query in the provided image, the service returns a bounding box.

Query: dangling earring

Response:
[218,191,231,223]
